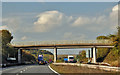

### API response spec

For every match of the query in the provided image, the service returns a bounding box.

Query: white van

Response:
[68,55,74,63]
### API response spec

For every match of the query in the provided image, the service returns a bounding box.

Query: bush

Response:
[22,50,36,63]
[97,48,110,62]
[104,48,120,67]
[56,58,64,63]
[76,50,87,63]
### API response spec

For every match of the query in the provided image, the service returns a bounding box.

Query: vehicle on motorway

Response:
[64,58,68,63]
[38,55,47,65]
[48,59,53,64]
[44,61,48,64]
[64,55,75,63]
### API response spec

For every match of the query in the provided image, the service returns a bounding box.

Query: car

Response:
[38,60,45,65]
[64,55,74,63]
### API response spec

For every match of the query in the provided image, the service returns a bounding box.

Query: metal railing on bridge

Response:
[11,40,113,46]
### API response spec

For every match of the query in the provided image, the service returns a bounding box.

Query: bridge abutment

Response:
[91,48,93,58]
[18,48,22,64]
[54,47,57,63]
[88,50,90,62]
[91,47,97,63]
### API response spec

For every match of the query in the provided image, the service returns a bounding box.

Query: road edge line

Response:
[48,64,60,75]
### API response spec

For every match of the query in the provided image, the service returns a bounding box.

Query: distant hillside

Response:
[24,49,53,62]
[32,49,53,55]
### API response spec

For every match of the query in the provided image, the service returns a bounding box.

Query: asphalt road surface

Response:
[1,64,57,75]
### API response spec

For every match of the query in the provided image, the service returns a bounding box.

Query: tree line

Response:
[0,30,36,64]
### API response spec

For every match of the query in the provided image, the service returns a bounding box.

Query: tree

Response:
[96,36,109,40]
[80,50,86,58]
[97,48,110,62]
[77,50,87,62]
[0,30,16,63]
[118,26,120,36]
[117,26,120,49]
[0,30,13,45]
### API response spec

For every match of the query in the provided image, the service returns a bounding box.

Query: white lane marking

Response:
[2,66,26,72]
[48,65,60,75]
[20,71,22,73]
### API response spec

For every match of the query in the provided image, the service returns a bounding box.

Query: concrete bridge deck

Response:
[12,40,113,49]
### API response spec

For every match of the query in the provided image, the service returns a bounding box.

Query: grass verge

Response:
[50,64,119,75]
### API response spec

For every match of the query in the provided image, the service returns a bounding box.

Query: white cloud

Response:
[109,4,119,31]
[71,15,110,32]
[72,17,90,26]
[21,36,27,40]
[72,16,107,27]
[63,32,86,40]
[71,4,118,32]
[110,4,118,19]
[63,32,73,39]
[3,4,118,35]
[112,4,118,12]
[2,18,21,32]
[33,9,116,33]
[1,4,118,42]
[0,18,2,24]
[33,11,64,32]
[8,4,118,34]
[0,25,8,30]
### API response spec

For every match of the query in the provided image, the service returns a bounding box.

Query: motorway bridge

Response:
[11,40,114,63]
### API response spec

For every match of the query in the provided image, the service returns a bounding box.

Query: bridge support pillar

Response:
[91,48,93,58]
[18,48,22,64]
[88,50,90,62]
[54,47,57,63]
[91,47,96,63]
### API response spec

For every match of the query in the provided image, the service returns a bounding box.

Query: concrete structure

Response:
[54,47,57,63]
[13,40,114,63]
[88,50,90,59]
[92,47,97,63]
[88,50,90,62]
[18,48,22,64]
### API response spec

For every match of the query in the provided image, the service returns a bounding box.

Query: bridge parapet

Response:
[11,40,113,46]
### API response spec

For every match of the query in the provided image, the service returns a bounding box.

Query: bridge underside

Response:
[14,44,114,49]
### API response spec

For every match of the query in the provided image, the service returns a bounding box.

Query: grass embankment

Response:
[50,64,117,75]
[104,49,120,67]
[97,48,120,67]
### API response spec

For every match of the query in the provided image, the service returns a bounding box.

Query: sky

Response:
[1,2,118,42]
[0,2,119,55]
[1,0,119,2]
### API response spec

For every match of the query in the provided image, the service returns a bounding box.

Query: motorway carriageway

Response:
[0,64,58,75]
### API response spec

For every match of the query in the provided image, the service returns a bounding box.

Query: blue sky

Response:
[2,2,115,15]
[2,2,118,42]
[2,0,119,2]
[1,2,119,55]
